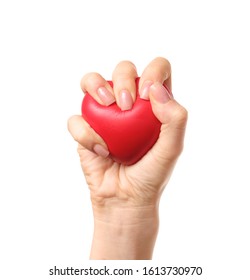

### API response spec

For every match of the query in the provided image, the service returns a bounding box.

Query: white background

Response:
[0,0,249,279]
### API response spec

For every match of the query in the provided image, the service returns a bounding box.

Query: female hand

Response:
[68,57,188,259]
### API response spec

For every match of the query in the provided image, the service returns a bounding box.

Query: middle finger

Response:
[112,60,138,111]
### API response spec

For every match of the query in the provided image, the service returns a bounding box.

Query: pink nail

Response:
[150,82,172,103]
[140,80,153,100]
[93,144,109,158]
[97,87,115,106]
[118,90,133,111]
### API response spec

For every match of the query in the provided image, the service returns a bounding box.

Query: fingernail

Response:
[118,90,133,111]
[93,144,109,158]
[97,87,115,106]
[150,82,172,103]
[140,80,153,100]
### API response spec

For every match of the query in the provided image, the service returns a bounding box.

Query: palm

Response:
[77,140,172,206]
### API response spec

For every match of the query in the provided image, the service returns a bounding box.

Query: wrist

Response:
[90,204,159,260]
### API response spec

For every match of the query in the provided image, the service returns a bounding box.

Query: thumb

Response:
[67,115,110,158]
[149,82,188,162]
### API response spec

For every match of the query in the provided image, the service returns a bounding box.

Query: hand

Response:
[68,57,188,259]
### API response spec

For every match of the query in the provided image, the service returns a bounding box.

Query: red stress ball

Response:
[81,78,161,165]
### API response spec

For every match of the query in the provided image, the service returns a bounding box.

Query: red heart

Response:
[81,78,161,165]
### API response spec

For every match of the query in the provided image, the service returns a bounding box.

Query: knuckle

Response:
[144,57,172,82]
[80,72,103,89]
[116,60,136,69]
[173,106,188,129]
[81,72,102,83]
[154,57,171,69]
[113,61,137,77]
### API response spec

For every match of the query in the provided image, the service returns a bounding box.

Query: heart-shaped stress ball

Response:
[81,78,161,165]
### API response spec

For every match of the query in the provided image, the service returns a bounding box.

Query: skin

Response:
[68,57,188,259]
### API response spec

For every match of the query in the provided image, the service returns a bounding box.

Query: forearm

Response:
[90,205,159,260]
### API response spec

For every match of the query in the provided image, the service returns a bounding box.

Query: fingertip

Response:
[80,72,115,106]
